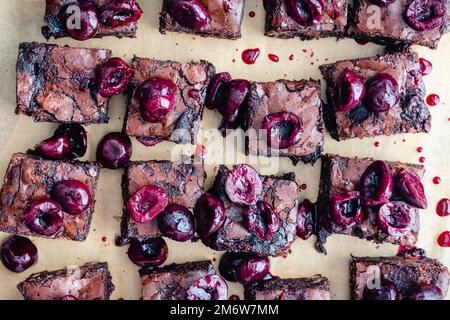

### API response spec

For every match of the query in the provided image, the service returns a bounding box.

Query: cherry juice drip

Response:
[426,94,440,106]
[289,54,294,61]
[418,58,433,76]
[433,176,441,185]
[437,198,450,217]
[268,54,279,62]
[242,48,260,64]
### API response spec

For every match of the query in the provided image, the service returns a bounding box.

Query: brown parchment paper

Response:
[0,0,449,300]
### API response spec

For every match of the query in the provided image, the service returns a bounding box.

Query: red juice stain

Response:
[418,57,433,76]
[229,295,240,300]
[102,236,107,242]
[310,62,314,65]
[310,51,315,58]
[417,147,423,153]
[437,198,450,217]
[268,54,279,62]
[433,176,441,185]
[300,183,307,190]
[302,49,307,53]
[289,54,294,61]
[374,141,380,147]
[212,257,217,262]
[438,231,450,247]
[242,48,260,64]
[419,156,425,163]
[249,11,255,17]
[426,94,440,106]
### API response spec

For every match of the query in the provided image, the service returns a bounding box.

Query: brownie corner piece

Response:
[160,0,245,39]
[17,262,114,300]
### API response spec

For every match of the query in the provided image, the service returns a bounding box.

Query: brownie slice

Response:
[16,42,111,124]
[316,154,424,253]
[351,255,450,300]
[264,0,349,39]
[160,0,245,39]
[17,262,114,300]
[319,52,430,141]
[0,153,100,241]
[347,0,450,49]
[203,165,299,257]
[140,260,216,300]
[118,160,205,244]
[124,57,215,145]
[42,0,140,40]
[245,79,324,164]
[244,276,331,300]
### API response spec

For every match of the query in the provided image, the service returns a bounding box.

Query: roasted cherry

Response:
[127,238,168,267]
[1,236,38,273]
[157,204,195,242]
[100,0,143,27]
[360,160,393,206]
[97,57,134,98]
[54,124,87,159]
[186,275,228,300]
[407,284,443,300]
[52,180,91,215]
[127,185,169,223]
[378,201,416,237]
[364,73,399,112]
[336,69,365,112]
[137,77,176,123]
[394,169,427,209]
[363,280,399,300]
[243,201,279,241]
[331,191,362,228]
[194,194,225,238]
[219,252,248,282]
[236,256,270,284]
[296,199,316,240]
[167,0,209,30]
[405,0,445,31]
[369,0,395,6]
[63,1,99,41]
[262,112,303,149]
[206,72,231,109]
[96,132,132,169]
[284,0,324,26]
[225,164,262,206]
[24,199,64,236]
[35,135,70,160]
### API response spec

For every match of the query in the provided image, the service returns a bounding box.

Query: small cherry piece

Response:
[243,201,280,241]
[167,0,209,30]
[100,0,143,27]
[194,194,226,238]
[296,199,316,240]
[236,256,270,284]
[369,0,395,6]
[405,0,445,31]
[186,275,228,300]
[408,284,443,300]
[378,201,416,237]
[1,236,38,273]
[97,57,134,98]
[52,180,91,215]
[63,1,99,41]
[35,135,70,160]
[137,77,176,123]
[331,191,362,228]
[284,0,325,27]
[206,72,231,109]
[336,69,365,112]
[157,204,195,242]
[363,280,398,300]
[262,112,304,149]
[360,160,393,206]
[96,132,132,169]
[24,199,64,236]
[225,164,263,206]
[365,73,399,112]
[127,238,168,267]
[127,185,169,223]
[54,124,87,159]
[395,169,427,209]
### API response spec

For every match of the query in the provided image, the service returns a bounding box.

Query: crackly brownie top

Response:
[320,52,430,140]
[16,42,111,124]
[0,153,100,241]
[17,262,114,300]
[125,57,215,144]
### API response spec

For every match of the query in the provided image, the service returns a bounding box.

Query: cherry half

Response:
[52,180,91,215]
[97,57,134,98]
[96,132,132,169]
[167,0,209,30]
[284,0,325,27]
[63,1,99,41]
[330,191,363,228]
[364,73,399,112]
[225,164,263,206]
[262,112,304,149]
[296,199,316,240]
[128,185,169,224]
[360,160,393,206]
[369,0,395,6]
[100,0,143,27]
[405,0,445,31]
[54,124,88,159]
[127,238,168,267]
[243,201,280,241]
[137,77,176,123]
[1,236,38,273]
[378,201,416,237]
[35,135,70,160]
[394,169,427,209]
[336,69,365,112]
[24,199,64,236]
[157,204,195,242]
[194,194,226,238]
[186,275,228,300]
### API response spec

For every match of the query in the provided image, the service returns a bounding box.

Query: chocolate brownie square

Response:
[16,42,111,124]
[160,0,245,39]
[347,0,450,49]
[351,254,450,300]
[118,160,205,244]
[17,262,114,300]
[41,0,141,40]
[319,52,430,141]
[245,79,324,164]
[124,57,215,145]
[244,275,331,300]
[316,154,424,253]
[0,153,100,241]
[202,165,299,257]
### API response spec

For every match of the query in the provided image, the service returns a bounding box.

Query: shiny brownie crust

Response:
[17,262,115,300]
[316,154,424,254]
[0,153,100,241]
[160,0,246,39]
[203,165,299,257]
[244,79,324,165]
[319,52,430,141]
[42,0,139,40]
[124,57,215,144]
[263,0,349,40]
[244,275,331,300]
[16,42,111,124]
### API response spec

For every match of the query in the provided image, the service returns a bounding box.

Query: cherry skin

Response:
[225,164,263,206]
[284,0,325,27]
[336,69,365,112]
[206,72,231,109]
[243,201,280,241]
[127,238,168,267]
[167,0,209,30]
[96,132,132,169]
[394,169,427,209]
[360,160,393,206]
[100,0,143,27]
[405,0,445,31]
[1,236,38,273]
[262,112,304,149]
[364,73,399,112]
[157,204,195,242]
[137,77,176,123]
[127,185,169,224]
[97,57,134,98]
[194,194,226,238]
[331,191,363,228]
[24,199,64,236]
[35,135,70,160]
[52,180,91,215]
[63,1,99,41]
[407,284,443,300]
[378,201,416,237]
[54,124,87,159]
[296,199,316,240]
[186,275,228,300]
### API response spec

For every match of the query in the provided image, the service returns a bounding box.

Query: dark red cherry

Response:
[378,201,416,237]
[395,169,427,209]
[52,180,91,215]
[137,77,176,123]
[54,124,87,159]
[365,73,399,112]
[167,0,209,30]
[97,57,134,98]
[331,191,362,228]
[186,275,228,300]
[296,199,316,240]
[24,199,64,236]
[96,132,132,169]
[127,238,168,267]
[361,161,393,206]
[100,0,143,27]
[284,0,325,27]
[336,69,365,112]
[61,295,78,300]
[225,164,262,206]
[63,1,99,41]
[369,0,395,6]
[194,194,225,238]
[236,256,270,284]
[405,0,445,31]
[218,252,249,282]
[35,135,70,160]
[157,204,195,242]
[408,284,443,300]
[1,236,38,273]
[243,201,279,241]
[127,185,169,223]
[262,112,303,149]
[206,72,231,110]
[363,280,398,300]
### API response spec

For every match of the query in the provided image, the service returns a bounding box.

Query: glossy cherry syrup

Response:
[418,58,433,76]
[242,48,260,64]
[437,231,450,247]
[436,198,450,217]
[268,54,279,62]
[426,94,440,106]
